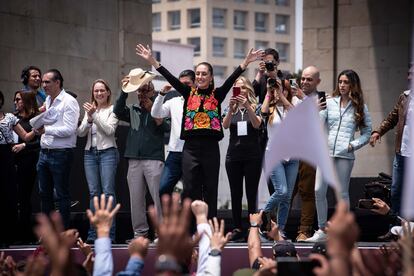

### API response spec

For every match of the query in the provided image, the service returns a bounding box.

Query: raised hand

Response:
[191,200,208,224]
[128,236,150,259]
[22,253,48,276]
[309,253,331,276]
[243,48,265,68]
[34,212,73,275]
[77,237,92,257]
[208,217,231,251]
[149,193,201,267]
[249,210,263,227]
[136,44,159,67]
[256,256,277,275]
[86,194,121,238]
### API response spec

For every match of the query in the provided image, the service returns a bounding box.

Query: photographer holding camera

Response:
[260,77,300,238]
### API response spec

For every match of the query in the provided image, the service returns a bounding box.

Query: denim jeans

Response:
[159,151,183,195]
[37,148,74,229]
[315,157,354,229]
[264,160,299,231]
[391,153,405,215]
[84,147,119,241]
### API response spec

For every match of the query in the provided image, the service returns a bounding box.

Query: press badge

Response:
[237,121,247,136]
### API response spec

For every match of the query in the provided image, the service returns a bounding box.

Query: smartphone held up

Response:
[233,86,241,97]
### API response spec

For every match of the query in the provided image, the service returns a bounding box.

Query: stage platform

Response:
[3,242,386,275]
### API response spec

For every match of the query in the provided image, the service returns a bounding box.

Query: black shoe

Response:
[230,229,245,242]
[377,231,398,242]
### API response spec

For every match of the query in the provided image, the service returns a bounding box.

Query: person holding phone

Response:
[261,78,300,238]
[136,43,264,218]
[222,76,262,242]
[306,69,372,242]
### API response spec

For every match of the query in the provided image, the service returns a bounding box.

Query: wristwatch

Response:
[159,91,168,96]
[250,222,260,228]
[209,249,222,256]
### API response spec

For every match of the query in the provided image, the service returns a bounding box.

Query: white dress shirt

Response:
[41,89,80,149]
[151,94,185,152]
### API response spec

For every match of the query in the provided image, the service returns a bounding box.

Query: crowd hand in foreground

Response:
[208,217,231,252]
[128,237,150,260]
[254,257,277,276]
[86,194,121,238]
[149,193,201,270]
[35,212,76,276]
[77,237,94,275]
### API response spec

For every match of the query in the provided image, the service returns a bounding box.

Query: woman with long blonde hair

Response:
[223,76,262,242]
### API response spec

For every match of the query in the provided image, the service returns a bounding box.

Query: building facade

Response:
[152,0,296,80]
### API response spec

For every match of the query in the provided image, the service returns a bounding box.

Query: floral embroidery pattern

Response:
[184,88,221,132]
[194,112,210,128]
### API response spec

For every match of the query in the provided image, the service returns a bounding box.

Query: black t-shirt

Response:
[226,108,262,161]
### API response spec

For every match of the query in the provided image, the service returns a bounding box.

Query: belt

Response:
[41,148,72,153]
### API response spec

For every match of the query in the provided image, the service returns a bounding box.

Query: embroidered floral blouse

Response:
[157,66,245,141]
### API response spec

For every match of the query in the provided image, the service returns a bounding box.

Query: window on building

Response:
[168,0,179,1]
[152,13,161,32]
[255,12,268,32]
[275,0,289,6]
[255,0,268,3]
[188,8,200,28]
[276,42,289,62]
[234,10,247,30]
[234,0,247,2]
[234,39,247,59]
[213,66,227,79]
[152,0,161,3]
[168,38,181,43]
[188,37,201,56]
[255,40,269,50]
[275,14,289,34]
[168,10,181,30]
[154,51,161,62]
[213,8,226,28]
[213,37,226,57]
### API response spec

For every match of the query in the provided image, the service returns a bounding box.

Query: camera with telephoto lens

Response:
[267,78,278,88]
[265,61,275,71]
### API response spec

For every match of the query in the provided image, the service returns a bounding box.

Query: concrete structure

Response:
[0,0,152,111]
[152,0,296,80]
[303,0,413,177]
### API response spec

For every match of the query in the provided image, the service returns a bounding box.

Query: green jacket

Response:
[113,91,169,161]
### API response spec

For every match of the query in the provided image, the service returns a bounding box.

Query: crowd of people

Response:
[0,43,413,273]
[0,195,409,275]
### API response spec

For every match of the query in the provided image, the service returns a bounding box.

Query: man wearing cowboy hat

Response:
[114,68,169,241]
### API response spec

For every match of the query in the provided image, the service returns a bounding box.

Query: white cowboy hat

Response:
[122,68,156,93]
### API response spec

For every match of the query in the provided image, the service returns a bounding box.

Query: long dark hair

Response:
[333,69,366,129]
[14,90,39,119]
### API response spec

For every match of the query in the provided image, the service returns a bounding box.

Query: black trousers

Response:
[182,138,220,219]
[15,151,39,240]
[0,144,18,245]
[225,158,261,229]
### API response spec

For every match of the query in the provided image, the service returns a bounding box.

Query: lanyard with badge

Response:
[237,107,248,136]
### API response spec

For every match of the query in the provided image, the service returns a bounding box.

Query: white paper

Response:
[264,97,340,191]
